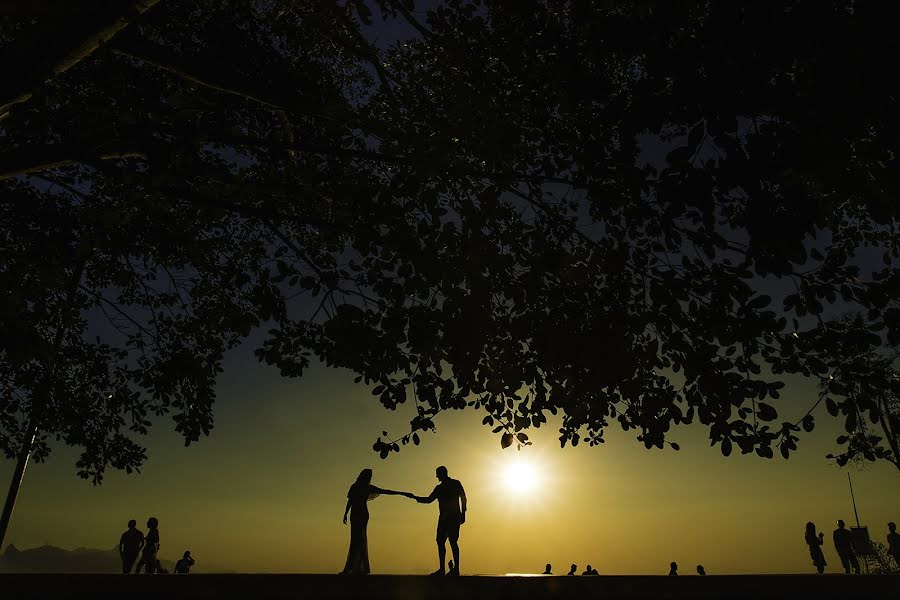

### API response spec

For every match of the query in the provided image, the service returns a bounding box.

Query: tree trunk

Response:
[876,396,900,474]
[0,422,39,552]
[0,262,84,551]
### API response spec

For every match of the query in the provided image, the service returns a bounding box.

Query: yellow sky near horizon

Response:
[2,349,899,575]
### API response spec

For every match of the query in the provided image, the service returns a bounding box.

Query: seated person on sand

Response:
[174,551,195,574]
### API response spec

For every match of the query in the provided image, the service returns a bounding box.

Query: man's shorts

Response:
[436,514,461,543]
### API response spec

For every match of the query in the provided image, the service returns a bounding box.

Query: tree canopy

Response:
[1,0,898,483]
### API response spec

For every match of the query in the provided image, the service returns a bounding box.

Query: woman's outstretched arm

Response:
[371,486,414,498]
[342,497,351,524]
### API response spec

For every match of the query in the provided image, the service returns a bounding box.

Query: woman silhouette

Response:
[804,522,827,574]
[341,468,413,575]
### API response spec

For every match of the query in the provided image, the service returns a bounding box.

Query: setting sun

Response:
[504,460,538,494]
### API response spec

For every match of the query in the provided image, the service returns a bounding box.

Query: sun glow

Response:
[484,449,555,511]
[503,460,539,494]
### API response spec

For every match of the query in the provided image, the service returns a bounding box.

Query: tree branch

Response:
[0,134,404,182]
[110,34,288,111]
[0,0,162,120]
[385,0,434,40]
[0,142,149,181]
[326,5,393,94]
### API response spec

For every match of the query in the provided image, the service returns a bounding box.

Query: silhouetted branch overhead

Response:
[0,143,150,180]
[0,0,161,120]
[0,135,411,181]
[110,35,290,111]
[384,0,435,39]
[1,0,899,496]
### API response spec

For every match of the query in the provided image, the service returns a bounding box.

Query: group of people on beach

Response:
[804,520,900,574]
[119,517,195,575]
[341,465,466,576]
[117,487,899,577]
[542,561,704,576]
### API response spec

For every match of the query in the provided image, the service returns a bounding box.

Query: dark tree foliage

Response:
[1,0,898,482]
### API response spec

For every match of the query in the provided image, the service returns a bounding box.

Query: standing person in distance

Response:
[414,466,467,576]
[832,520,860,574]
[135,517,161,574]
[805,522,827,574]
[119,519,144,574]
[887,522,900,569]
[340,468,415,575]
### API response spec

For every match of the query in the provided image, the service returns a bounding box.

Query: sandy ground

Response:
[0,573,893,600]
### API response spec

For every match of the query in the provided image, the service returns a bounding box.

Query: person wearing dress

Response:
[340,468,413,575]
[805,522,827,574]
[135,517,160,574]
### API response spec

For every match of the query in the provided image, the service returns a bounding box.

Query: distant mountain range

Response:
[0,544,232,573]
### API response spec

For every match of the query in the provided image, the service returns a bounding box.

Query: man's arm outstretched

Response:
[416,486,440,503]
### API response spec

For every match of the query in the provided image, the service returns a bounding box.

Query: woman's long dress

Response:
[806,532,827,570]
[342,484,374,574]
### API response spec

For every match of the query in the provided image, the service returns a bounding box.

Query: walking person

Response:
[118,520,144,574]
[134,517,160,574]
[414,466,467,576]
[888,522,900,569]
[805,522,827,574]
[340,468,415,575]
[833,520,860,574]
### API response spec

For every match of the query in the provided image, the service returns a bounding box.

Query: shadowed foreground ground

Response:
[0,573,893,599]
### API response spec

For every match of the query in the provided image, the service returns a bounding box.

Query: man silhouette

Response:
[833,520,860,574]
[888,522,900,569]
[542,563,552,575]
[416,466,466,576]
[119,520,144,574]
[668,561,678,575]
[567,564,577,575]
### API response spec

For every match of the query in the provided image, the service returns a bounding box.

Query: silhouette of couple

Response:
[341,465,466,576]
[119,517,160,574]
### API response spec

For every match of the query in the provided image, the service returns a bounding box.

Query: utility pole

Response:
[848,473,860,528]
[848,473,872,573]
